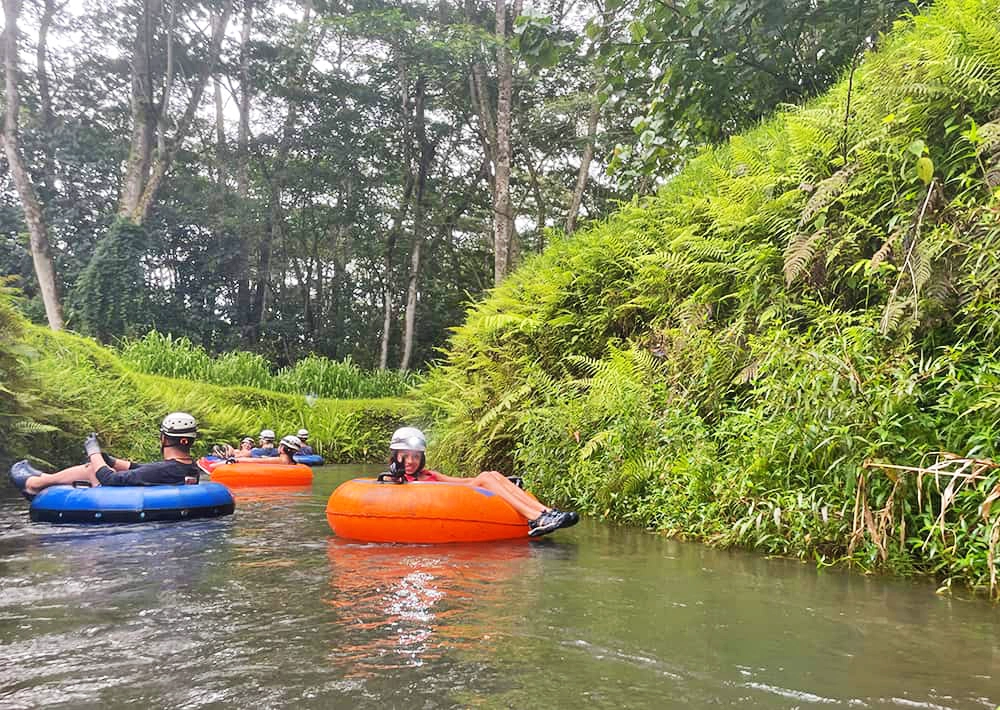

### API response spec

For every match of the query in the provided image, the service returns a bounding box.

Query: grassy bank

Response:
[1,298,410,468]
[119,331,418,399]
[419,0,1000,595]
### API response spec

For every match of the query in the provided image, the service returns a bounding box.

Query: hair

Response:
[162,434,194,452]
[390,449,426,473]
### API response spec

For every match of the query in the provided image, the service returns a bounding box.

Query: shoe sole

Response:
[528,519,562,537]
[9,460,40,501]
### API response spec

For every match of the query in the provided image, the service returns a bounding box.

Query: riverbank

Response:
[0,295,410,469]
[418,0,1000,596]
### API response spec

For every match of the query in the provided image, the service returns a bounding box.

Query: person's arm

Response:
[419,469,452,482]
[95,466,145,486]
[96,460,190,486]
[100,452,133,471]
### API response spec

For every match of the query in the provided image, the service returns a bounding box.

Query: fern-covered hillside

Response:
[421,0,1000,593]
[0,293,409,469]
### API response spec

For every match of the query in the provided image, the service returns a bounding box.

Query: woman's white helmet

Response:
[160,412,198,439]
[389,427,426,452]
[297,428,309,440]
[279,434,303,452]
[259,428,276,441]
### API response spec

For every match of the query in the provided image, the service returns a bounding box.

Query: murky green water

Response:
[1,464,997,708]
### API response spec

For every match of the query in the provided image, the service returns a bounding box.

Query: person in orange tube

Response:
[238,434,301,464]
[387,427,578,538]
[230,436,255,459]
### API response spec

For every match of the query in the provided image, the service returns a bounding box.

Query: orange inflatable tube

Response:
[325,478,531,543]
[208,461,313,487]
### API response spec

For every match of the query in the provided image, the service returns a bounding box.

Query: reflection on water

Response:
[324,539,536,677]
[0,465,998,709]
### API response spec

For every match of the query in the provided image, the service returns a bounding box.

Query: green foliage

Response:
[0,320,410,468]
[119,331,419,399]
[0,286,60,467]
[72,220,151,343]
[420,0,1000,592]
[513,12,572,70]
[604,0,917,186]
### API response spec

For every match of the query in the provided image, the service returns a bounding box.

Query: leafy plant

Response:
[419,0,1000,593]
[120,331,419,399]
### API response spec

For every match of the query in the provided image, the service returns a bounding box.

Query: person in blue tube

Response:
[8,412,202,500]
[296,429,315,456]
[386,427,579,537]
[251,429,278,457]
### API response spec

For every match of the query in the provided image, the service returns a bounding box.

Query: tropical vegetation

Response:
[120,331,418,399]
[0,292,409,469]
[420,0,1000,595]
[2,0,910,369]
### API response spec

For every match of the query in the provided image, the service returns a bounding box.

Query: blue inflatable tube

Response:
[293,454,324,466]
[29,482,236,524]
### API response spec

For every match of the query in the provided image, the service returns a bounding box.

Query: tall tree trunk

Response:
[254,5,323,337]
[400,77,436,372]
[2,0,63,329]
[491,0,522,285]
[35,0,57,201]
[566,91,600,234]
[118,0,232,225]
[379,54,415,370]
[234,0,253,333]
[329,178,352,360]
[118,0,160,221]
[213,78,227,187]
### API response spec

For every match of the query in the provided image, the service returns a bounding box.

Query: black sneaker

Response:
[554,509,579,528]
[9,460,40,501]
[528,510,564,537]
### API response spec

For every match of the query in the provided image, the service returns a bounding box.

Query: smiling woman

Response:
[324,427,579,542]
[386,427,579,538]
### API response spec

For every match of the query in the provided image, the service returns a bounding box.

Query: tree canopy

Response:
[1,0,912,369]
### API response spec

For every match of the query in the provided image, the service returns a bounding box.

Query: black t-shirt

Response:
[96,459,200,487]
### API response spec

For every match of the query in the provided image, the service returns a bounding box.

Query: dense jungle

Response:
[3,0,1000,596]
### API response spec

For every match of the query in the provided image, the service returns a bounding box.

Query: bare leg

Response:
[469,471,549,520]
[25,462,101,495]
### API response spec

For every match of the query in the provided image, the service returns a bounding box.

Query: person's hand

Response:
[83,432,102,457]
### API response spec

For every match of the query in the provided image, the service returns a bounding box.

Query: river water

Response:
[1,464,997,709]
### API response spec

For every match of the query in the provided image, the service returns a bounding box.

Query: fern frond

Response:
[870,233,896,269]
[12,420,59,435]
[880,297,908,334]
[784,230,825,285]
[799,165,858,227]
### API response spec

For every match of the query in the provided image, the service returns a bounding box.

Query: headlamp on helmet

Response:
[389,427,426,452]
